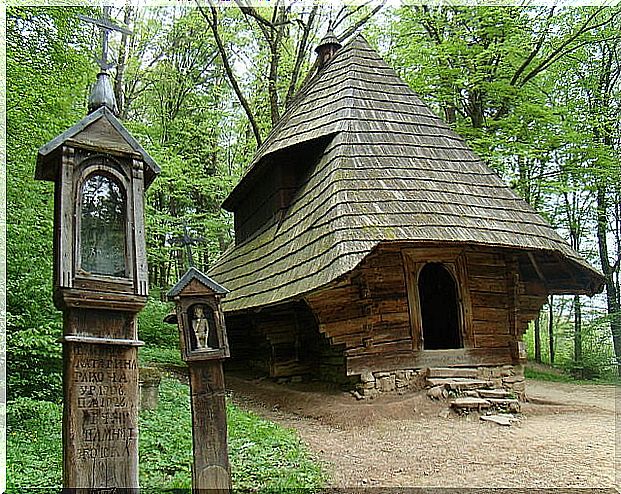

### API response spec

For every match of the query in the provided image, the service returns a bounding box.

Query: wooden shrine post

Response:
[166,268,231,492]
[35,57,160,489]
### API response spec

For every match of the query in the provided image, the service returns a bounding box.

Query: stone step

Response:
[426,378,492,390]
[478,389,512,399]
[450,397,492,409]
[487,398,521,412]
[480,414,517,426]
[427,367,479,379]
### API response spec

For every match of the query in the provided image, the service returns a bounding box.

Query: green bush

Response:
[7,378,326,491]
[7,398,63,490]
[138,294,178,348]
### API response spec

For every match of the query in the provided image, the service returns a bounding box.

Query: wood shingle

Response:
[209,35,603,312]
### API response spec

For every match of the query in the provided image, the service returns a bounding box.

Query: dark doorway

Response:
[418,263,462,350]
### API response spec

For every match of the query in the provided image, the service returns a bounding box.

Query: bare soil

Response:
[226,372,618,489]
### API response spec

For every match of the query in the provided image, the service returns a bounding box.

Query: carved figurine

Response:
[192,305,211,350]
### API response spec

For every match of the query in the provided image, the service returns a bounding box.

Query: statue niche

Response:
[79,173,127,278]
[190,304,218,351]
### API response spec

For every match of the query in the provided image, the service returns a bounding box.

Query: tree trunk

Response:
[534,312,542,363]
[114,5,133,119]
[548,295,555,365]
[596,187,621,375]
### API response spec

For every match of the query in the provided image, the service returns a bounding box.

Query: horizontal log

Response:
[471,292,509,309]
[465,251,506,266]
[468,276,507,293]
[367,251,404,268]
[467,264,506,279]
[347,347,514,375]
[320,316,368,337]
[372,295,408,308]
[472,320,510,335]
[472,307,509,324]
[346,339,412,357]
[474,334,512,349]
[271,361,314,377]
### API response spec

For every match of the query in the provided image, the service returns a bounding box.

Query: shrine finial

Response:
[79,7,132,115]
[88,71,118,114]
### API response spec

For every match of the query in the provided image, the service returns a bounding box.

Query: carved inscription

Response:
[69,345,138,463]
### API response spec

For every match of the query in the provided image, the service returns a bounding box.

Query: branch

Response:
[509,6,556,87]
[196,1,263,146]
[339,1,385,41]
[235,0,273,46]
[333,1,374,31]
[519,7,618,88]
[285,5,318,108]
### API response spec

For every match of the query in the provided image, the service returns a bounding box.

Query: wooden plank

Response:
[58,146,74,289]
[468,276,507,293]
[472,307,508,324]
[63,308,140,489]
[320,315,369,337]
[465,250,506,266]
[467,263,505,279]
[345,339,412,356]
[472,320,510,335]
[471,291,509,309]
[346,347,514,375]
[474,334,512,348]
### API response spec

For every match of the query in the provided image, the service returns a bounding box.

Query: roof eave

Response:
[35,107,160,188]
[167,266,230,299]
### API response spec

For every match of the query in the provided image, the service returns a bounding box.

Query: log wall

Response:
[223,301,348,382]
[225,243,550,382]
[306,243,548,377]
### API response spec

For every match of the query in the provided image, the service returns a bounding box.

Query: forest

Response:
[7,3,621,407]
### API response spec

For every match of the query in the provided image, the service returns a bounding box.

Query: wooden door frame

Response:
[402,247,474,351]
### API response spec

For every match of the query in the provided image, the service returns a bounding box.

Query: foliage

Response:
[138,294,177,347]
[7,4,621,400]
[524,302,618,379]
[6,398,63,490]
[227,400,325,491]
[7,379,325,491]
[524,365,576,383]
[138,346,185,368]
[7,6,95,401]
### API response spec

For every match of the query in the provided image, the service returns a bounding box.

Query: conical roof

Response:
[210,35,603,311]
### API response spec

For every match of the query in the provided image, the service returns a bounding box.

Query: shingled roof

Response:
[209,35,603,312]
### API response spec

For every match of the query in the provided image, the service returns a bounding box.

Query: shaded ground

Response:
[226,372,618,489]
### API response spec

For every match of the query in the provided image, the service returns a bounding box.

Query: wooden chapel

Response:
[207,34,604,395]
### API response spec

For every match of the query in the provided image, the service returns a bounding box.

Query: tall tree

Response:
[7,7,94,400]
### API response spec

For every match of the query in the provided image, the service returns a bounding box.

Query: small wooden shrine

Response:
[35,67,160,487]
[166,267,231,491]
[208,34,604,393]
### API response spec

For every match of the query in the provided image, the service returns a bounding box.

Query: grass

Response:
[524,366,577,383]
[525,362,621,385]
[7,377,325,492]
[139,345,186,368]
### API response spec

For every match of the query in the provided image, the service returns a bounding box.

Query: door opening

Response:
[418,262,462,350]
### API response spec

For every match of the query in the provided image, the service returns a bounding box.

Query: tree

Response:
[197,2,384,147]
[7,7,95,400]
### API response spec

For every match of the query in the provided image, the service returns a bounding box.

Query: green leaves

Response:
[7,7,94,401]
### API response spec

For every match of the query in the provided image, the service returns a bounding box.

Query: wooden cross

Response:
[78,7,133,72]
[171,221,205,269]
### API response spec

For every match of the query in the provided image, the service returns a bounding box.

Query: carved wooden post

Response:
[166,268,231,492]
[35,77,160,490]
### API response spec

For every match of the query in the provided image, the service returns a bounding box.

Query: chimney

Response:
[315,29,342,68]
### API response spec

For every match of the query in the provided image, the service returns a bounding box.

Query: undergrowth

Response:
[7,377,325,492]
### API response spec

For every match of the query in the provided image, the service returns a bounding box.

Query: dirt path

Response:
[226,374,618,489]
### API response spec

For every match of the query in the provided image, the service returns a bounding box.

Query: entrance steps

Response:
[425,367,520,414]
